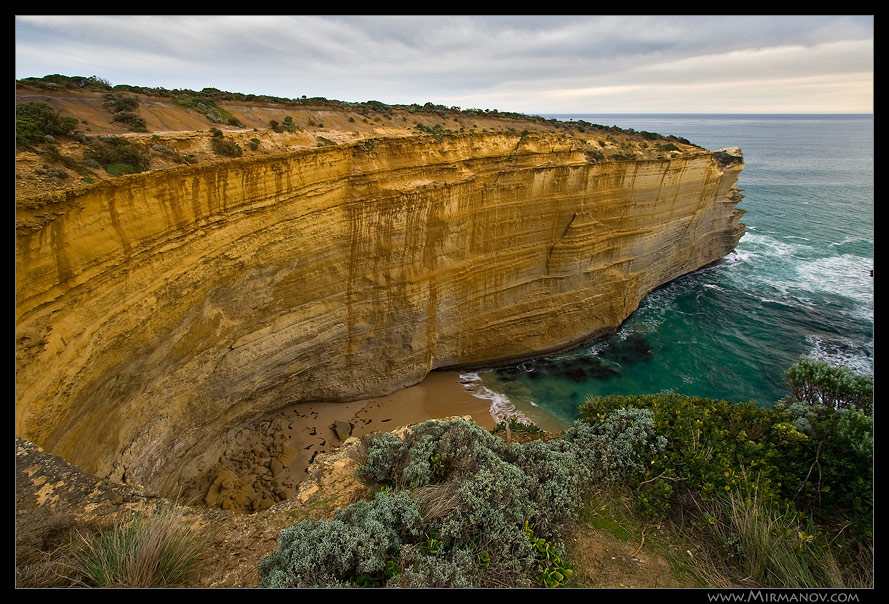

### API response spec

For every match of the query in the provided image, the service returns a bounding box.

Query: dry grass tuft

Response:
[15,511,92,588]
[413,480,463,521]
[76,504,209,588]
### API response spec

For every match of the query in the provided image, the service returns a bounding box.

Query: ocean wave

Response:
[792,254,874,321]
[458,372,529,424]
[804,335,874,376]
[829,235,874,248]
[737,231,814,260]
[729,232,872,322]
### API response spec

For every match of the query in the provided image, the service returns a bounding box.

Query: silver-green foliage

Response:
[562,406,668,484]
[389,545,480,588]
[260,412,664,588]
[258,490,422,588]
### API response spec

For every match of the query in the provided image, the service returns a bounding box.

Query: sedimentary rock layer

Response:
[15,133,744,493]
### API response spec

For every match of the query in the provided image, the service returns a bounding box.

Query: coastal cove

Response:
[15,80,873,590]
[467,114,874,425]
[16,88,746,501]
[151,113,878,510]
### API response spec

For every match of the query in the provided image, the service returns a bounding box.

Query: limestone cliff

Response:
[16,130,744,495]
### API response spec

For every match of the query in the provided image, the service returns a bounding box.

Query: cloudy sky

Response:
[15,15,874,114]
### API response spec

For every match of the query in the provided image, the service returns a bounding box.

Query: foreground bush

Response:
[259,413,665,588]
[783,356,873,414]
[580,390,873,587]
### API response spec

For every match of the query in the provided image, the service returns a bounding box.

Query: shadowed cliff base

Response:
[16,77,744,513]
[179,371,506,514]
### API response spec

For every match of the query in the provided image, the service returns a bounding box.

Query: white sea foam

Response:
[804,335,874,376]
[458,372,530,424]
[739,231,813,260]
[732,232,873,322]
[792,254,874,321]
[829,235,874,248]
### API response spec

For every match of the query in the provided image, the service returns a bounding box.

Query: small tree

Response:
[784,356,873,415]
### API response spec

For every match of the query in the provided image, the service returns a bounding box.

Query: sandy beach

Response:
[195,370,572,512]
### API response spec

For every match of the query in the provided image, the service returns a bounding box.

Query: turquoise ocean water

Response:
[461,114,874,428]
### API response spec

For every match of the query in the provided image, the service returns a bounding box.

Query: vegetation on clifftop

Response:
[15,101,79,146]
[259,410,665,588]
[15,73,714,200]
[16,73,702,147]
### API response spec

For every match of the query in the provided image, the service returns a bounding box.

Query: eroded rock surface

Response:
[16,125,744,496]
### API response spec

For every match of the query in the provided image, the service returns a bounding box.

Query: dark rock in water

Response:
[586,357,621,379]
[494,366,517,381]
[564,365,587,382]
[602,332,652,363]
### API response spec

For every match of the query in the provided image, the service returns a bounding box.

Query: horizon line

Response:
[537,112,874,116]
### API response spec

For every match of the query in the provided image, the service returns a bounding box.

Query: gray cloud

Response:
[15,15,873,113]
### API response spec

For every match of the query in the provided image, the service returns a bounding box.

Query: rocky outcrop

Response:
[15,132,744,496]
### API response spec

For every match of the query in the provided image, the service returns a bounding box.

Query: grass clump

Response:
[76,504,207,588]
[16,511,93,588]
[692,489,848,588]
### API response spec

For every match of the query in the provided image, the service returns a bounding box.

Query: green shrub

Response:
[562,406,667,484]
[580,390,873,580]
[524,521,574,588]
[84,136,150,175]
[174,93,243,127]
[414,123,446,142]
[111,111,147,132]
[210,135,242,157]
[772,399,873,541]
[579,393,802,517]
[103,93,139,113]
[16,101,79,145]
[491,415,543,435]
[258,490,423,588]
[783,356,873,414]
[263,414,665,587]
[388,546,479,588]
[18,74,112,90]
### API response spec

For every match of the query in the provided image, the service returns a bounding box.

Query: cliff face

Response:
[15,132,744,493]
